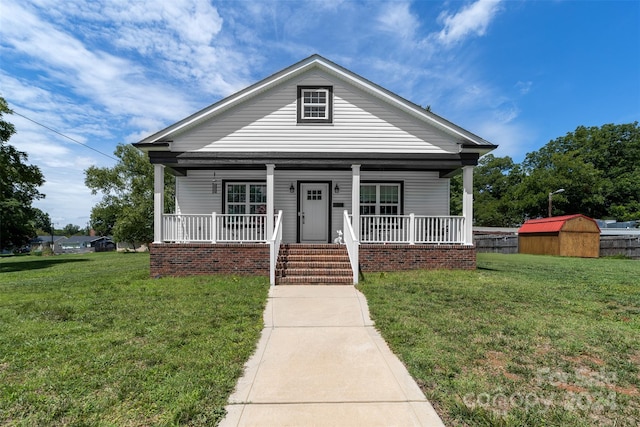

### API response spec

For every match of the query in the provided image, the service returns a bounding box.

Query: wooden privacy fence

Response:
[474,235,518,254]
[600,235,640,259]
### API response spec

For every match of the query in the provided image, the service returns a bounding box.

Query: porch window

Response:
[225,183,267,214]
[360,184,401,215]
[297,86,333,123]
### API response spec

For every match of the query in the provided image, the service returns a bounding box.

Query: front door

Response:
[300,183,329,243]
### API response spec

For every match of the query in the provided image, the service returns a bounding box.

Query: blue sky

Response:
[1,0,638,228]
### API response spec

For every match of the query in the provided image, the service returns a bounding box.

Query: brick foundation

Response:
[149,243,476,277]
[359,244,476,271]
[150,243,270,277]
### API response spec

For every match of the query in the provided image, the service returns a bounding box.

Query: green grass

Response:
[359,253,640,427]
[0,252,269,426]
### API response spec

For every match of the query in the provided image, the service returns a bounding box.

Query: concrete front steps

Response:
[276,244,353,285]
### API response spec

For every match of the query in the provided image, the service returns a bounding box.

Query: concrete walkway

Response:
[220,286,445,426]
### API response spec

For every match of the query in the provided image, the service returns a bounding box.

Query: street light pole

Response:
[548,188,565,217]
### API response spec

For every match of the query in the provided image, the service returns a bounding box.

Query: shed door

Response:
[300,183,329,243]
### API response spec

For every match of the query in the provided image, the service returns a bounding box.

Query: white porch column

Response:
[153,164,165,243]
[462,165,474,245]
[266,164,275,240]
[351,165,361,239]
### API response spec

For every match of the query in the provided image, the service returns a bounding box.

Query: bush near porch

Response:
[359,253,639,426]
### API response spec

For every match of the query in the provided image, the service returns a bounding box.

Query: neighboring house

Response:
[61,236,115,252]
[134,55,497,284]
[30,236,68,253]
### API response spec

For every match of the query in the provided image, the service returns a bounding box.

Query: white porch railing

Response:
[360,215,465,244]
[162,214,213,242]
[214,213,268,242]
[269,210,283,286]
[162,213,465,245]
[343,210,359,284]
[162,213,269,243]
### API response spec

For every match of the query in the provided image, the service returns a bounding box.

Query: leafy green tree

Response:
[89,201,120,237]
[61,224,82,236]
[453,123,640,226]
[517,123,639,220]
[473,155,524,226]
[450,154,524,227]
[32,208,52,235]
[85,144,174,246]
[0,97,45,251]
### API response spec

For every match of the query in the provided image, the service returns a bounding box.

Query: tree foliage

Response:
[61,224,82,236]
[32,208,52,235]
[524,123,639,220]
[0,97,45,250]
[85,144,174,246]
[454,122,640,226]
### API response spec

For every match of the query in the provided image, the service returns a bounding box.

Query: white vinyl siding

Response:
[170,71,459,154]
[175,169,449,243]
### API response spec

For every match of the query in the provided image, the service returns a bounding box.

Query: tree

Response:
[85,144,174,246]
[452,122,640,226]
[0,97,45,251]
[450,154,524,227]
[61,224,82,236]
[32,208,52,235]
[89,201,120,237]
[517,123,639,221]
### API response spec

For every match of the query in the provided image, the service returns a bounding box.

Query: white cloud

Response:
[0,0,524,226]
[436,0,503,46]
[474,120,532,161]
[516,80,533,95]
[33,170,102,228]
[376,2,420,40]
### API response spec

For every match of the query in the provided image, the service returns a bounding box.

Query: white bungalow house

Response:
[134,55,496,284]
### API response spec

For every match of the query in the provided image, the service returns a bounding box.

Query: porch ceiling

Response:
[148,151,478,176]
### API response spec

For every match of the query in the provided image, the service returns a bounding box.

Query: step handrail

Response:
[269,210,283,286]
[343,210,359,284]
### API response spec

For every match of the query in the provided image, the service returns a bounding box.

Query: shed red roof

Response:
[518,214,600,234]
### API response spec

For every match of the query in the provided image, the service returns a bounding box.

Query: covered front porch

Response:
[151,162,476,284]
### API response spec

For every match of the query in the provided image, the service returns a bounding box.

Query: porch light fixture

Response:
[289,183,295,193]
[212,172,218,194]
[334,183,340,194]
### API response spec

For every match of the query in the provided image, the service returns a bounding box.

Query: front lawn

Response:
[0,252,269,426]
[359,253,639,426]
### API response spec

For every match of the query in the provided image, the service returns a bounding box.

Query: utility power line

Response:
[12,110,117,161]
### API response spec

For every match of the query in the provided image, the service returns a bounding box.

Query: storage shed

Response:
[518,214,600,258]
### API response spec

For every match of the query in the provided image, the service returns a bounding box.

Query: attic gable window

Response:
[297,86,333,123]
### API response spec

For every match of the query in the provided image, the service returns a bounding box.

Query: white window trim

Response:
[360,183,402,215]
[297,86,333,123]
[224,182,267,215]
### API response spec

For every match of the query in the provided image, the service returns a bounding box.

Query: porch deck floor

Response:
[220,285,444,426]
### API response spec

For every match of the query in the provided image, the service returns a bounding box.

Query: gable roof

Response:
[134,54,496,155]
[33,235,67,243]
[64,236,112,244]
[518,215,601,234]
